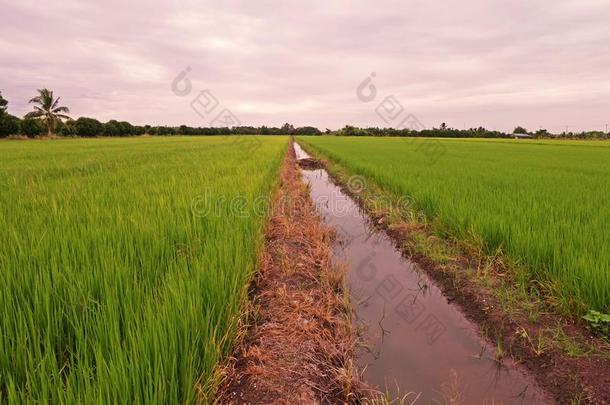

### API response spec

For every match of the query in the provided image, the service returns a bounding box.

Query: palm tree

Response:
[25,89,70,137]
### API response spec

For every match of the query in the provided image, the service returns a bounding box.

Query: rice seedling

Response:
[0,136,287,403]
[297,136,610,315]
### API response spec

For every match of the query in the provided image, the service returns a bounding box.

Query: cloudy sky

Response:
[1,0,609,132]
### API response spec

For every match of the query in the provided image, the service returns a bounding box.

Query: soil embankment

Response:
[216,143,369,404]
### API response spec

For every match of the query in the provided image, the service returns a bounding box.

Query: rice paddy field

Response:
[297,136,610,315]
[0,136,288,403]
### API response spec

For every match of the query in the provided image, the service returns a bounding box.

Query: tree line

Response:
[0,89,322,138]
[335,124,610,140]
[1,89,608,140]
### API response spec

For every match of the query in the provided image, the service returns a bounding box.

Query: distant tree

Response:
[25,89,71,136]
[232,126,258,135]
[534,128,549,138]
[0,92,21,137]
[74,117,103,137]
[103,120,120,136]
[294,126,321,135]
[0,91,7,115]
[440,122,448,130]
[513,126,528,134]
[178,125,190,135]
[59,119,77,137]
[133,125,146,136]
[281,122,295,135]
[20,118,46,138]
[216,127,225,135]
[364,127,385,137]
[0,114,20,137]
[117,121,134,136]
[340,125,357,136]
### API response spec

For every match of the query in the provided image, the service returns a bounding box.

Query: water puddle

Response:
[294,143,551,404]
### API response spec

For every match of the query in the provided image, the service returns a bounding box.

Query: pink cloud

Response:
[1,0,608,132]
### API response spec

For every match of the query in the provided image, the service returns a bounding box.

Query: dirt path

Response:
[216,143,370,404]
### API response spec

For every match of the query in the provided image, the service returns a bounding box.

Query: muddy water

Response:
[294,143,551,404]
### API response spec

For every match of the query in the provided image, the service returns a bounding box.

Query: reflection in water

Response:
[294,143,551,404]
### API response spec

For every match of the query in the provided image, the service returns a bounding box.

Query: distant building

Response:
[513,133,533,139]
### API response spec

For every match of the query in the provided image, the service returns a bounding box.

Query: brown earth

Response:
[297,158,325,170]
[215,143,372,404]
[298,143,610,405]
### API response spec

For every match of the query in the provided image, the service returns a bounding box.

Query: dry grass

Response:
[215,143,373,404]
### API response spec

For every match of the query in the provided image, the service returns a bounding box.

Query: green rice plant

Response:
[0,136,287,403]
[298,136,610,315]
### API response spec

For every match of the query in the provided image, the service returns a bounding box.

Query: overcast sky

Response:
[1,0,609,132]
